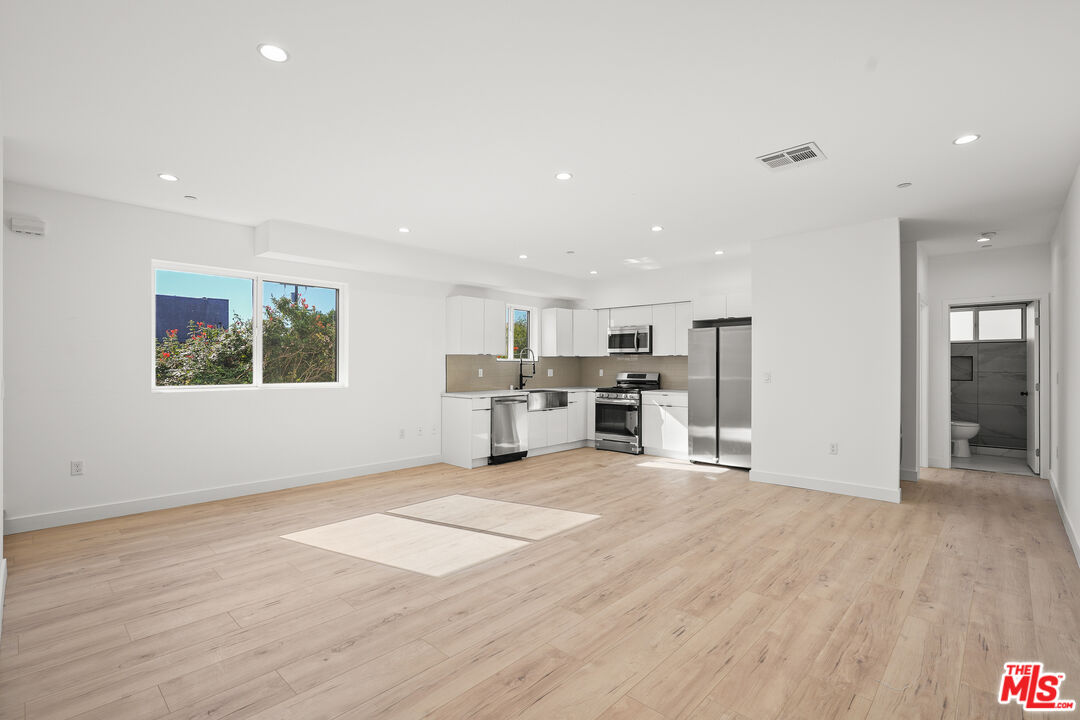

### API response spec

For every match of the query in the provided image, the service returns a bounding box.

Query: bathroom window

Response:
[950,305,1025,342]
[950,310,974,342]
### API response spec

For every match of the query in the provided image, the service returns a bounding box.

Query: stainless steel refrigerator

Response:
[689,320,752,468]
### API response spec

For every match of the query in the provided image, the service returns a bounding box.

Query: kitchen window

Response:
[153,263,346,389]
[499,305,538,360]
[950,305,1025,342]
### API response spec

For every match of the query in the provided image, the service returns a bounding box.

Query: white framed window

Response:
[498,304,539,360]
[152,261,347,390]
[950,304,1025,343]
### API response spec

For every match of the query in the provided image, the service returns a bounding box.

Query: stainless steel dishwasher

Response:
[490,395,528,463]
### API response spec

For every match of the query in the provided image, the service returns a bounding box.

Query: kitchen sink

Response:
[527,389,568,411]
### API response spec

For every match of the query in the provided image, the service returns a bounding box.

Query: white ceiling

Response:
[3,0,1079,277]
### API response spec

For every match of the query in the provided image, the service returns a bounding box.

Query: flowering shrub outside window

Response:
[154,267,342,388]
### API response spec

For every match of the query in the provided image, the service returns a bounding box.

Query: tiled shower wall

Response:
[950,341,1027,450]
[445,355,689,392]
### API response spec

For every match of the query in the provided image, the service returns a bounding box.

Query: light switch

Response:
[763,371,772,384]
[547,368,554,377]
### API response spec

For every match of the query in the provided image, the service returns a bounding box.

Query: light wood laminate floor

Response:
[1,449,1078,720]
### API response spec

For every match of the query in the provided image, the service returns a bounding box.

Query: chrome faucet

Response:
[518,348,537,389]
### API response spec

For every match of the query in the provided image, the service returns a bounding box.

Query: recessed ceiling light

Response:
[953,134,980,145]
[624,258,640,264]
[566,250,576,255]
[257,44,289,63]
[980,244,993,248]
[398,227,410,233]
[651,225,663,232]
[183,195,197,200]
[157,173,179,182]
[714,250,725,255]
[519,254,528,259]
[589,270,598,275]
[555,172,573,181]
[897,182,912,189]
[978,231,996,243]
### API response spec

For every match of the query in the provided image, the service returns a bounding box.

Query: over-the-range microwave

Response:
[607,325,652,354]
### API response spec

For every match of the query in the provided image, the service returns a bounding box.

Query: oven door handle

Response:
[596,398,639,406]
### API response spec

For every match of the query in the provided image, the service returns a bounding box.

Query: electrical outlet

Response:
[478,368,483,378]
[829,442,839,455]
[399,429,405,440]
[70,460,85,476]
[547,368,554,377]
[417,426,423,437]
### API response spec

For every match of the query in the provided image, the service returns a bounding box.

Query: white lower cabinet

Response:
[443,395,507,469]
[471,409,491,460]
[527,410,549,449]
[641,391,689,459]
[548,408,569,446]
[568,393,587,442]
[586,392,596,441]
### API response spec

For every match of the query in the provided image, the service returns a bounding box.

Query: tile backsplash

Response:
[445,354,689,392]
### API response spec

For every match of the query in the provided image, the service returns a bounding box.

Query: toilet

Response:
[951,421,980,458]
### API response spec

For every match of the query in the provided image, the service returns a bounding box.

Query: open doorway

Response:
[948,300,1040,476]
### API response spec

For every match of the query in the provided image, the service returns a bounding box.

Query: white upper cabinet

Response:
[596,309,610,356]
[610,305,653,328]
[483,299,507,355]
[446,296,507,355]
[445,296,485,354]
[541,307,574,357]
[572,309,599,357]
[674,302,692,355]
[651,303,677,356]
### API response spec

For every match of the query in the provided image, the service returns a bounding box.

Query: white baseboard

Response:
[1049,470,1080,569]
[3,454,442,534]
[900,467,919,482]
[0,558,7,643]
[751,469,902,504]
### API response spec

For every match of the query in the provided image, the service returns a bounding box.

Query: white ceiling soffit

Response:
[3,0,1080,278]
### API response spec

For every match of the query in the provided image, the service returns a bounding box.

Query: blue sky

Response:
[155,270,338,322]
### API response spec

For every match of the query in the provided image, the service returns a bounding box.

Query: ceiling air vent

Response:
[757,142,826,170]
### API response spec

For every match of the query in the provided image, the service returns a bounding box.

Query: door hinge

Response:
[1036,448,1041,457]
[1036,382,1040,392]
[1035,317,1040,326]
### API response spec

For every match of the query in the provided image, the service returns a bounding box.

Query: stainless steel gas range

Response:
[594,371,660,454]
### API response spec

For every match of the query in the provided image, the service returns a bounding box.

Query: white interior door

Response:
[1026,301,1040,474]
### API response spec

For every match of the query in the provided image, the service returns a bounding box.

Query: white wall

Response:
[923,245,1051,469]
[2,183,489,532]
[1050,161,1080,563]
[751,218,902,503]
[917,244,930,469]
[1,73,6,615]
[579,254,751,317]
[899,240,918,481]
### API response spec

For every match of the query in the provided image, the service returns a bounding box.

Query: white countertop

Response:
[642,389,688,393]
[442,386,599,398]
